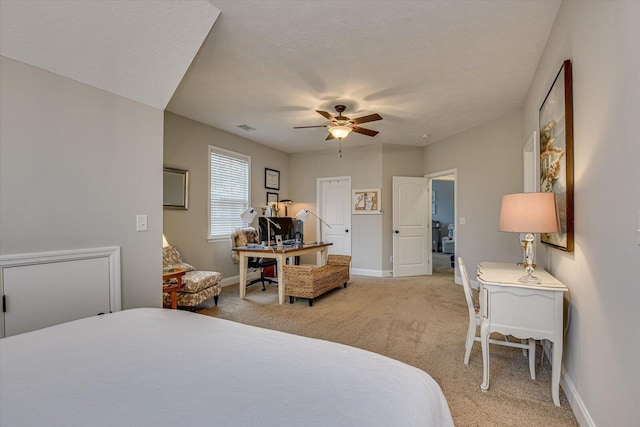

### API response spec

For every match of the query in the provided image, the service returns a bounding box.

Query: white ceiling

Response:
[168,0,561,153]
[0,0,220,110]
[0,1,560,154]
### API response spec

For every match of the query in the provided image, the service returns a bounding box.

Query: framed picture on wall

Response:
[265,168,280,190]
[539,59,574,252]
[163,167,189,209]
[352,188,381,214]
[266,192,278,205]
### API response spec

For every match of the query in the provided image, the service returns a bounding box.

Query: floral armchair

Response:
[162,245,222,308]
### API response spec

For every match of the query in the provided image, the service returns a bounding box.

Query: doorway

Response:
[427,169,457,276]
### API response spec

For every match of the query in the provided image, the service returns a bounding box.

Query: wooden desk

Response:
[232,242,332,305]
[477,262,568,406]
[162,268,186,310]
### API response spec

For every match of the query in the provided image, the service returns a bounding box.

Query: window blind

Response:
[209,146,250,239]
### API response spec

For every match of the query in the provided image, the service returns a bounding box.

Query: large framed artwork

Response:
[539,59,574,252]
[352,188,381,214]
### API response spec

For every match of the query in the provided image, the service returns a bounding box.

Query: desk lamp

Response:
[263,217,281,245]
[296,209,331,244]
[499,192,560,283]
[240,207,257,225]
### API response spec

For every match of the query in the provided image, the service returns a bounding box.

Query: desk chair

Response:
[459,257,536,379]
[231,227,277,291]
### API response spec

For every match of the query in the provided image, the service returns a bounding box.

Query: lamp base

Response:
[518,233,541,284]
[518,273,542,284]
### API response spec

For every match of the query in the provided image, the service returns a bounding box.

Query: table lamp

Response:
[296,209,331,244]
[499,192,560,283]
[280,199,293,216]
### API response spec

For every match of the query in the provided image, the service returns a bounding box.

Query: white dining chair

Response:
[458,257,536,380]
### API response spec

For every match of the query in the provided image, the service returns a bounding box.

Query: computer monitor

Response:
[258,217,303,244]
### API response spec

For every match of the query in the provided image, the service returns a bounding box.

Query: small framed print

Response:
[266,192,279,205]
[352,188,381,214]
[265,168,280,190]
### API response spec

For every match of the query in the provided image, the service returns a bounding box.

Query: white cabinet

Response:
[0,247,121,337]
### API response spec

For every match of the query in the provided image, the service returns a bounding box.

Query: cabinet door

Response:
[3,257,111,337]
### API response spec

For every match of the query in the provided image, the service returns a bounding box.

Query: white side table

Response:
[477,262,568,406]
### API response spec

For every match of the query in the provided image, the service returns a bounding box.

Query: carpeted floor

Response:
[197,255,577,426]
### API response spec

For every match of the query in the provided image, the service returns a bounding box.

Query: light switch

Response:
[460,217,466,225]
[136,214,148,232]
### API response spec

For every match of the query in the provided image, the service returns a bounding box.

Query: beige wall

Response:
[424,110,523,275]
[521,1,640,425]
[381,144,426,272]
[289,144,382,271]
[288,143,426,274]
[163,112,289,281]
[0,56,163,309]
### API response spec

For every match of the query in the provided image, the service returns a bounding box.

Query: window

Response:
[209,146,250,240]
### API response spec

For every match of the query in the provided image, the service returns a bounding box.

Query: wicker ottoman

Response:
[284,255,351,306]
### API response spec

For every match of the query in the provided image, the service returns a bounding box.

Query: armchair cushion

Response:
[182,270,222,294]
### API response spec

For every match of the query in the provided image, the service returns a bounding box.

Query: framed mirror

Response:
[163,167,189,209]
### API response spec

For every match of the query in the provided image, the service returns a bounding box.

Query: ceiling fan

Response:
[294,105,383,140]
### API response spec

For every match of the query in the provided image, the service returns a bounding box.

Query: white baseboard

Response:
[351,268,392,277]
[226,268,392,285]
[220,271,260,287]
[561,366,596,427]
[541,341,595,426]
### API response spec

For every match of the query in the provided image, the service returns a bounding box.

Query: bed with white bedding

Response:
[0,308,453,426]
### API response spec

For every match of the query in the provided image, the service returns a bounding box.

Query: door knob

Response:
[394,230,399,234]
[345,229,349,233]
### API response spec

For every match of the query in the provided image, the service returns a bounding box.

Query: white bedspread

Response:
[0,308,453,426]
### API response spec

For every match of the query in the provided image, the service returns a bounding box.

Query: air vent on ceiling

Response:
[236,124,256,131]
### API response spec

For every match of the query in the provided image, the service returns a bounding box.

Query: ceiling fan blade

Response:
[316,110,335,121]
[352,113,383,125]
[352,126,379,137]
[293,125,329,129]
[326,133,336,140]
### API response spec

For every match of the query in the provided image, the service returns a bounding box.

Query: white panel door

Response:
[318,176,351,256]
[392,176,429,277]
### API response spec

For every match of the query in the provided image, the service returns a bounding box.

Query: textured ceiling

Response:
[0,0,220,110]
[168,0,560,153]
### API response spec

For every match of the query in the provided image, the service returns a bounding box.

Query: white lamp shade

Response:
[328,125,352,140]
[162,234,169,248]
[240,207,257,223]
[499,193,560,233]
[296,209,310,222]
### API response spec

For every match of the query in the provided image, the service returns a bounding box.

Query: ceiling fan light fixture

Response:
[329,125,352,140]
